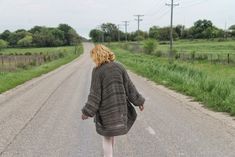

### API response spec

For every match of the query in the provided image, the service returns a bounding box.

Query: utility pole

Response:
[134,15,144,31]
[117,24,122,42]
[166,0,179,63]
[122,21,129,42]
[224,21,227,40]
[134,15,144,40]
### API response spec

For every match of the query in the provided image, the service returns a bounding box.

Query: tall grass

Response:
[109,45,235,116]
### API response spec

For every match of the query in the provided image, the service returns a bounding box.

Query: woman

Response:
[81,44,145,157]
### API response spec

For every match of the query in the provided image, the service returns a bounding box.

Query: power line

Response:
[179,0,210,8]
[155,9,171,20]
[146,7,169,17]
[144,0,167,16]
[143,7,171,26]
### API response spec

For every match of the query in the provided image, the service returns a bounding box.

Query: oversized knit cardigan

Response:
[81,60,145,136]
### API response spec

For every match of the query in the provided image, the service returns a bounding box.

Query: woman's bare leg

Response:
[110,136,114,152]
[112,136,114,149]
[102,136,113,157]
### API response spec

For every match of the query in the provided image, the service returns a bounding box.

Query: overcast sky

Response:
[0,0,234,39]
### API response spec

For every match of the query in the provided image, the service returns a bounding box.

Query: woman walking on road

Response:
[81,44,145,157]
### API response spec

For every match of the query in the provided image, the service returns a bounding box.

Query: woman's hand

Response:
[81,113,89,120]
[139,104,144,111]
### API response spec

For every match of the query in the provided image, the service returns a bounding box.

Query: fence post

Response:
[210,54,212,64]
[1,56,3,66]
[227,53,230,64]
[8,56,11,66]
[14,55,16,67]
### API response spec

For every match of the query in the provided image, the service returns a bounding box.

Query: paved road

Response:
[0,42,235,157]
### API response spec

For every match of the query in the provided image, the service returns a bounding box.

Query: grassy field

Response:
[112,39,235,54]
[107,43,235,116]
[0,45,83,94]
[109,39,235,65]
[157,39,235,54]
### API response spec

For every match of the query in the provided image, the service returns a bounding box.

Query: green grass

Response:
[108,43,235,116]
[157,40,235,54]
[0,46,75,55]
[114,39,235,54]
[0,45,83,94]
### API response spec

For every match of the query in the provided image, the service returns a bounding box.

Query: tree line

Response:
[89,19,235,42]
[0,24,81,50]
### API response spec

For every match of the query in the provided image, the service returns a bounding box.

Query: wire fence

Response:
[118,42,235,65]
[0,45,83,72]
[0,51,67,72]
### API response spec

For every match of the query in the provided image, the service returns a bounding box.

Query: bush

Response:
[134,35,144,41]
[0,39,8,50]
[155,50,162,57]
[25,52,32,55]
[58,52,65,58]
[143,39,157,54]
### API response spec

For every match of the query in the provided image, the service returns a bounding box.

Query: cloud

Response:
[0,0,234,38]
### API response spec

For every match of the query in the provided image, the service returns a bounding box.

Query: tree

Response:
[17,35,33,47]
[50,28,65,46]
[0,30,11,41]
[229,25,235,31]
[8,30,30,46]
[58,24,80,45]
[8,32,23,46]
[189,19,220,39]
[229,25,235,37]
[89,23,125,42]
[0,24,80,47]
[149,26,160,39]
[134,30,148,41]
[67,28,80,45]
[15,29,27,33]
[127,30,148,41]
[89,29,103,42]
[29,26,43,34]
[101,23,119,42]
[158,27,178,41]
[0,39,8,50]
[175,25,185,39]
[32,27,64,47]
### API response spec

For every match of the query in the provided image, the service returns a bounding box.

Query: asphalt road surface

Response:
[0,42,235,157]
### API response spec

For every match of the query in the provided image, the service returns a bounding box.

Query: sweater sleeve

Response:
[81,67,102,117]
[122,66,145,107]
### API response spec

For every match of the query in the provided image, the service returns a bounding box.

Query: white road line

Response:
[146,126,156,135]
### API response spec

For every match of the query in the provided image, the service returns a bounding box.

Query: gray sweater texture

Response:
[81,60,145,136]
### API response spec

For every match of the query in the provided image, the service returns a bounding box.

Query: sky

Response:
[0,0,234,39]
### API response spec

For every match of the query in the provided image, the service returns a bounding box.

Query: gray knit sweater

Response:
[81,60,145,136]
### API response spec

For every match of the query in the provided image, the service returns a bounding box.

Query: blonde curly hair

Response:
[90,44,116,68]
